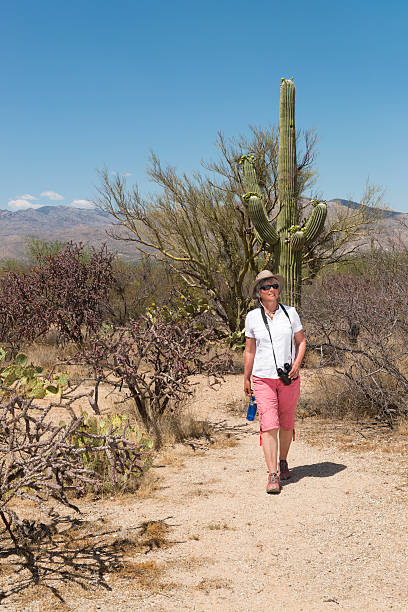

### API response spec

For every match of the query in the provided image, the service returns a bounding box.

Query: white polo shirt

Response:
[245,305,303,379]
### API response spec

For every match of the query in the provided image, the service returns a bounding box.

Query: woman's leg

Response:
[277,377,300,472]
[261,428,279,473]
[279,427,293,460]
[252,377,280,480]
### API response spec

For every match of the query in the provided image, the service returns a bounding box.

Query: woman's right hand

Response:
[244,378,252,396]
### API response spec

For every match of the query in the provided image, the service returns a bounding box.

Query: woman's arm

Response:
[244,337,256,395]
[289,330,306,379]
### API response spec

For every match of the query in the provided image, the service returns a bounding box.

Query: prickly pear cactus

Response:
[240,78,327,306]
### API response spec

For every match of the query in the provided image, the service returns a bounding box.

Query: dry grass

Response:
[135,471,161,499]
[0,563,14,577]
[194,577,233,591]
[207,522,235,531]
[158,448,185,468]
[104,519,173,555]
[7,585,71,611]
[299,417,408,458]
[22,342,60,369]
[193,478,219,486]
[57,517,107,542]
[112,559,160,581]
[225,396,247,415]
[177,555,215,569]
[0,514,178,608]
[158,410,213,446]
[210,432,238,448]
[98,390,135,416]
[110,559,178,595]
[139,519,172,551]
[301,346,322,369]
[21,335,84,373]
[61,517,172,555]
[299,368,382,420]
[398,419,408,435]
[188,488,210,498]
[230,349,244,373]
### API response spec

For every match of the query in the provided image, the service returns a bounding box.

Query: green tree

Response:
[0,259,28,275]
[25,237,66,263]
[97,124,382,336]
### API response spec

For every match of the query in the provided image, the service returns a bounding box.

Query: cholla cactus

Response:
[240,78,327,306]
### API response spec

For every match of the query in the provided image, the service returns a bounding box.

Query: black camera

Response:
[277,362,292,386]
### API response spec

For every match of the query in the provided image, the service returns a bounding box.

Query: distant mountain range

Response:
[0,206,139,262]
[330,199,402,218]
[326,199,408,248]
[0,201,407,263]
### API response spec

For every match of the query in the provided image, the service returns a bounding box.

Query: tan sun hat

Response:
[250,270,285,298]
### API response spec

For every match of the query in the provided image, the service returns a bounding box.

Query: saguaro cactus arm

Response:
[289,228,306,251]
[240,155,260,194]
[244,195,279,248]
[302,200,327,243]
[240,156,279,249]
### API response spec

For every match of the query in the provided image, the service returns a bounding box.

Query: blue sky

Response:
[1,0,407,212]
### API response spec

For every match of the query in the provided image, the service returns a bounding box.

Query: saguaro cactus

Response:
[240,78,327,306]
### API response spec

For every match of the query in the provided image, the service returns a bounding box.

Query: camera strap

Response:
[259,304,294,369]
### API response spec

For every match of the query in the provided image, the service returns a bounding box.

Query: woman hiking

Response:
[244,270,306,494]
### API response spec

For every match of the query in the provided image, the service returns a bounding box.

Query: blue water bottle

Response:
[246,395,257,421]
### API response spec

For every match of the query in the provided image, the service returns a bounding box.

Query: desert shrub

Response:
[25,237,67,263]
[0,242,116,351]
[109,256,221,332]
[109,255,177,323]
[71,412,154,491]
[0,355,154,572]
[303,253,408,425]
[77,311,232,447]
[0,258,29,275]
[0,347,67,398]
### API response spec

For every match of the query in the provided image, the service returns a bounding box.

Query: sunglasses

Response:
[260,283,279,291]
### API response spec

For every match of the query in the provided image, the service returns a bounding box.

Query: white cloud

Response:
[17,194,37,201]
[122,172,132,177]
[40,190,64,201]
[69,199,95,209]
[8,199,43,211]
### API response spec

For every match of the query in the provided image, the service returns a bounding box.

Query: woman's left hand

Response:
[289,363,300,379]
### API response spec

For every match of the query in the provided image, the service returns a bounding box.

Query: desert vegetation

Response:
[0,242,115,351]
[1,226,406,599]
[0,76,406,607]
[97,79,383,338]
[302,249,408,425]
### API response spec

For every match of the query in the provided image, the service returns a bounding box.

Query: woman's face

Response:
[259,278,280,301]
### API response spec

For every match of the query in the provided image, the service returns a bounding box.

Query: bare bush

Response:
[77,311,232,446]
[303,253,408,425]
[0,243,115,351]
[0,354,154,578]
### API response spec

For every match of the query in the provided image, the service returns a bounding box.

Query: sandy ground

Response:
[1,371,407,611]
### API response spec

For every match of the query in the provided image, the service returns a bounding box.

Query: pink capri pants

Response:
[253,375,300,435]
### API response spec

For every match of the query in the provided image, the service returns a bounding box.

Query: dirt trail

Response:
[2,372,407,611]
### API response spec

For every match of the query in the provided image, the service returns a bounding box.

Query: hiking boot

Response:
[266,472,281,494]
[279,459,291,480]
